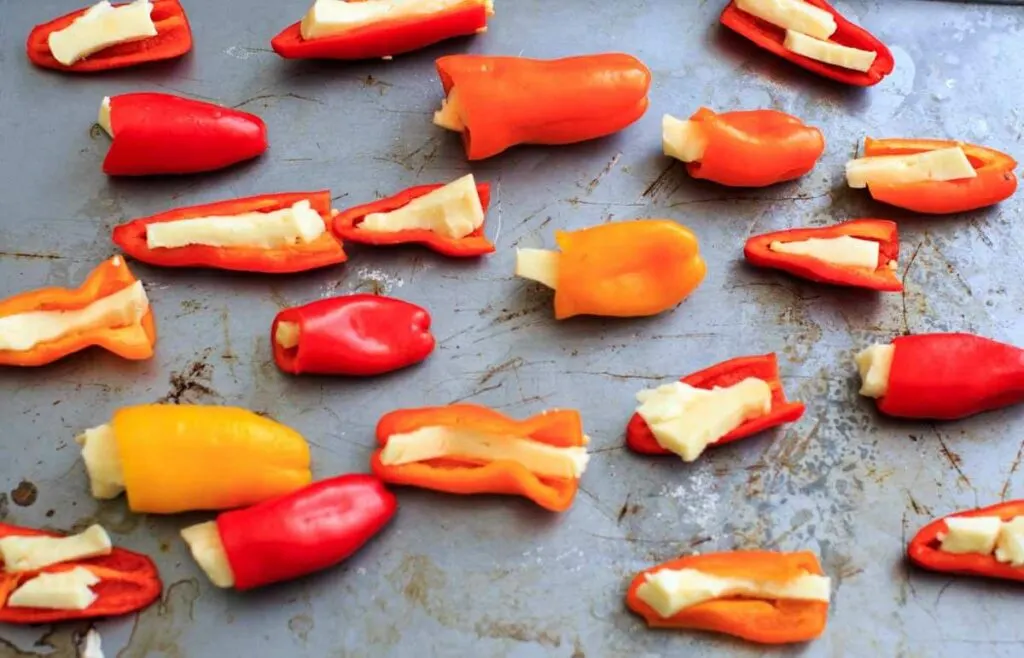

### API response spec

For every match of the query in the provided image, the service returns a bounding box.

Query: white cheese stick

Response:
[180,522,236,588]
[146,200,326,250]
[735,0,837,40]
[7,568,100,611]
[275,322,301,350]
[783,30,877,72]
[0,525,112,573]
[361,174,484,239]
[939,516,1002,555]
[769,235,880,269]
[302,0,493,41]
[846,147,977,189]
[75,424,126,500]
[854,344,894,399]
[662,115,708,163]
[515,249,560,289]
[996,517,1024,567]
[48,0,157,66]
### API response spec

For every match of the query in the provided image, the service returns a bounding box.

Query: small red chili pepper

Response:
[112,191,346,273]
[0,523,162,624]
[26,0,192,72]
[333,182,494,257]
[720,0,893,86]
[626,354,805,455]
[272,295,435,376]
[908,500,1024,582]
[102,93,267,176]
[744,219,902,292]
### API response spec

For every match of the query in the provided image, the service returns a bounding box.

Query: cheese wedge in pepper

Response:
[768,235,896,271]
[48,0,158,66]
[180,522,235,588]
[846,147,977,189]
[144,200,327,250]
[783,30,876,72]
[933,515,1024,567]
[661,115,708,163]
[360,174,484,240]
[7,568,102,611]
[0,525,112,573]
[854,344,895,398]
[302,0,493,41]
[734,0,836,40]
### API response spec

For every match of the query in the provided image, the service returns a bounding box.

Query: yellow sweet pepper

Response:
[76,405,311,514]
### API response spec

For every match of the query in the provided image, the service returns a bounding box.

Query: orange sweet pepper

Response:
[0,257,156,367]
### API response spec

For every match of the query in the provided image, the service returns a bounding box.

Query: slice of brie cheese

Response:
[515,249,560,290]
[783,30,877,72]
[846,147,977,189]
[635,378,772,462]
[48,0,157,67]
[301,0,492,41]
[379,426,590,479]
[854,344,894,399]
[433,87,466,133]
[75,424,126,500]
[662,115,708,163]
[0,525,112,573]
[275,322,301,350]
[995,517,1024,567]
[938,516,1002,555]
[180,522,236,589]
[146,200,326,250]
[360,174,484,239]
[769,235,880,269]
[98,96,113,137]
[735,0,837,40]
[7,567,100,611]
[0,280,149,353]
[637,567,831,618]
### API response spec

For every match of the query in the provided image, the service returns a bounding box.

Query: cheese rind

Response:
[662,115,708,163]
[637,568,831,618]
[75,424,126,500]
[275,322,301,350]
[0,280,149,353]
[48,0,157,66]
[433,87,466,132]
[769,235,880,269]
[995,517,1024,567]
[181,522,236,589]
[301,0,492,41]
[360,174,484,239]
[146,200,326,251]
[379,426,590,479]
[735,0,837,40]
[939,516,1002,555]
[635,378,772,462]
[854,344,894,399]
[515,249,560,290]
[846,147,977,189]
[98,97,113,137]
[7,568,100,611]
[783,30,877,72]
[0,525,112,573]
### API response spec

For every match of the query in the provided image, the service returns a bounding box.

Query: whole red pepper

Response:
[272,295,435,376]
[626,354,805,455]
[102,93,267,176]
[215,475,397,590]
[908,500,1024,582]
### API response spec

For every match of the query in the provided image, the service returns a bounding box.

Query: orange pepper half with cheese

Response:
[75,405,311,514]
[515,219,706,319]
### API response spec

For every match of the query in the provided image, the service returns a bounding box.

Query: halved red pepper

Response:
[744,219,902,292]
[333,182,493,257]
[26,0,192,72]
[0,523,161,624]
[102,93,268,176]
[271,0,493,60]
[858,138,1018,214]
[112,191,346,273]
[272,294,434,376]
[908,500,1024,582]
[626,354,805,455]
[720,0,893,86]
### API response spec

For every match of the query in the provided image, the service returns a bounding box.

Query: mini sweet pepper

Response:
[908,500,1024,582]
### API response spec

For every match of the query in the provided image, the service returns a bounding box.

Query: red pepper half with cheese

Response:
[744,219,901,292]
[273,295,435,376]
[0,523,161,623]
[626,354,805,460]
[0,257,156,367]
[434,53,651,160]
[721,0,893,86]
[856,333,1024,420]
[27,0,191,72]
[908,501,1024,582]
[98,93,268,176]
[663,108,825,187]
[272,0,493,60]
[627,550,830,644]
[113,192,345,273]
[181,475,397,590]
[847,138,1018,214]
[333,175,493,257]
[371,405,590,512]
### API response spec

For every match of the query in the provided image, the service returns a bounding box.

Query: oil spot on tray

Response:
[288,614,314,644]
[156,358,220,405]
[473,618,561,648]
[119,578,200,658]
[10,481,37,507]
[387,555,456,627]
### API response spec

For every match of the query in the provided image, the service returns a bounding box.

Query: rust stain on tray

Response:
[10,480,37,507]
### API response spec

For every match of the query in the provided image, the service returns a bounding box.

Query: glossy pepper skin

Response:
[873,333,1024,420]
[909,501,1024,582]
[860,138,1018,214]
[627,354,805,455]
[103,93,267,176]
[272,0,493,60]
[333,182,493,256]
[744,219,902,291]
[27,0,192,72]
[273,295,434,376]
[683,108,824,187]
[110,405,312,514]
[720,0,893,86]
[371,405,586,512]
[113,191,346,273]
[216,475,397,590]
[0,523,161,624]
[0,257,156,367]
[436,54,651,160]
[626,551,829,644]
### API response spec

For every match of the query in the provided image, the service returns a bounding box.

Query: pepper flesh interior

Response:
[145,200,326,250]
[854,344,894,398]
[48,0,158,66]
[180,521,236,588]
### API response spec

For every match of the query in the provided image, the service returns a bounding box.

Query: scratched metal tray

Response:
[2,1,1023,656]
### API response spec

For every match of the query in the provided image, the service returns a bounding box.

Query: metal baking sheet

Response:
[2,1,1023,656]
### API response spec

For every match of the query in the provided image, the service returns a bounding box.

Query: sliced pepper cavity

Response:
[515,219,706,319]
[433,53,651,160]
[272,0,493,60]
[27,0,192,72]
[626,550,830,644]
[626,354,805,456]
[112,191,346,273]
[664,108,825,187]
[332,176,494,257]
[371,404,589,512]
[744,219,902,291]
[720,0,893,86]
[909,501,1024,582]
[0,257,156,367]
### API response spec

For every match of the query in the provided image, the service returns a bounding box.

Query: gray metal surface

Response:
[0,0,1022,656]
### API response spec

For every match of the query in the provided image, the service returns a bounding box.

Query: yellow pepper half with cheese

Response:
[76,405,311,514]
